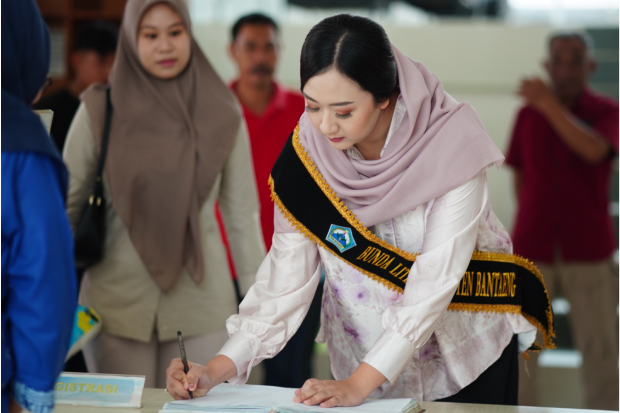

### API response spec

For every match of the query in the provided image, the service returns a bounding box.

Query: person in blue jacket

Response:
[1,1,78,412]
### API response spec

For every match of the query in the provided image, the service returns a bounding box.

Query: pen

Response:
[177,331,193,400]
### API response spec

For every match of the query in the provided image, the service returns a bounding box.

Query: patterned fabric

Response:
[317,201,533,400]
[221,174,537,401]
[220,83,535,400]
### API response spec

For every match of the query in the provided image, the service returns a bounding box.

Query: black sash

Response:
[270,125,555,350]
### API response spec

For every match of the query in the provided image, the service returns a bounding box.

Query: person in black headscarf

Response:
[33,21,118,152]
[1,1,77,412]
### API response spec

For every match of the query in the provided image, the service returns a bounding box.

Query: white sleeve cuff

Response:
[217,331,262,385]
[362,328,416,385]
[517,330,537,353]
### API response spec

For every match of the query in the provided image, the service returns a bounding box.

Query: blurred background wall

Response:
[194,21,554,231]
[35,0,619,235]
[35,0,618,408]
[187,0,618,235]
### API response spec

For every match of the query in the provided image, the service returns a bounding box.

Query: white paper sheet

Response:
[160,383,419,413]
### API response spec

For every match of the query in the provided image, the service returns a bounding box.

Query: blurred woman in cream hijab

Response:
[64,0,264,387]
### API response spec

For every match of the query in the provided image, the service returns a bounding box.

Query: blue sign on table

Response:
[55,373,145,408]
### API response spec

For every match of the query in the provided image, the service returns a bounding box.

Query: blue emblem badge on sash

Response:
[326,224,356,253]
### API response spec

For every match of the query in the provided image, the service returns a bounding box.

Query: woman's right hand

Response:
[165,358,214,400]
[165,355,238,400]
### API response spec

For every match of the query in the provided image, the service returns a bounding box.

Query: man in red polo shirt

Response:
[506,32,618,410]
[228,13,305,250]
[225,13,322,389]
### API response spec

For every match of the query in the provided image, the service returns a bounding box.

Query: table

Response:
[416,401,607,413]
[53,388,609,413]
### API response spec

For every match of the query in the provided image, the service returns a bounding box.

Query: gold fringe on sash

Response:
[270,124,555,349]
[446,303,522,314]
[290,125,418,262]
[469,251,556,349]
[269,179,402,293]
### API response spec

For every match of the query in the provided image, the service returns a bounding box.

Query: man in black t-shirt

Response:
[34,21,118,151]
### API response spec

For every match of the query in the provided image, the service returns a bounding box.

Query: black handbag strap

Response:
[95,87,112,179]
[89,88,112,206]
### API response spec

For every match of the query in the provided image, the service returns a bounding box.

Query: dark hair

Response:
[231,13,279,42]
[548,31,594,53]
[300,14,397,103]
[73,21,118,56]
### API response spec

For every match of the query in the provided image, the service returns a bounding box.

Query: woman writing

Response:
[64,0,264,388]
[166,14,551,406]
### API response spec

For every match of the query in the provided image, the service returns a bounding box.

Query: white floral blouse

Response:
[218,172,536,401]
[218,97,536,401]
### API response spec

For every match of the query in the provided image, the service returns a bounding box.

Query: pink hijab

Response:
[297,45,504,227]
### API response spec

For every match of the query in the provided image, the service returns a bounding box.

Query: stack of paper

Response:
[160,383,422,413]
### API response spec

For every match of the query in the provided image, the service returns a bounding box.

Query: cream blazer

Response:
[64,104,265,343]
